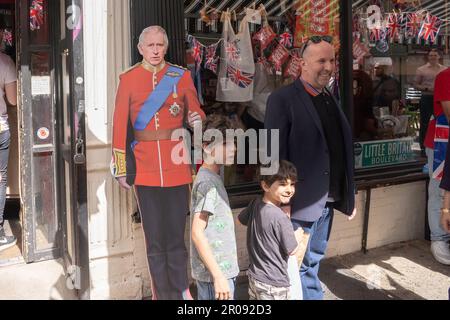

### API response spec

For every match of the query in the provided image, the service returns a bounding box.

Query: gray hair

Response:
[139,26,169,49]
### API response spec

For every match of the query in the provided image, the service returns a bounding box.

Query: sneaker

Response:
[0,235,17,252]
[431,241,450,265]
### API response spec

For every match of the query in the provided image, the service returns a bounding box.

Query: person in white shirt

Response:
[415,49,447,153]
[0,25,17,252]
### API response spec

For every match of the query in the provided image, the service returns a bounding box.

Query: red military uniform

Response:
[112,60,205,187]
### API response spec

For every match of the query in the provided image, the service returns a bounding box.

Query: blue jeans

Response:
[196,277,236,300]
[426,148,450,242]
[292,205,334,300]
[0,130,10,233]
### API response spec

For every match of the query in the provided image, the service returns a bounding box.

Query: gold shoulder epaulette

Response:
[120,62,141,76]
[168,62,188,71]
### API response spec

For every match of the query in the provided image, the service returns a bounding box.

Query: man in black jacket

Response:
[265,36,356,300]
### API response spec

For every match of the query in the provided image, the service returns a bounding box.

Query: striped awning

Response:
[184,0,298,17]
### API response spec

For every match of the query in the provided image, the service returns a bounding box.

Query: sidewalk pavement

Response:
[0,259,78,300]
[0,240,448,300]
[232,240,450,300]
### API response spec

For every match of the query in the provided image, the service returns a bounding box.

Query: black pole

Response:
[362,188,371,254]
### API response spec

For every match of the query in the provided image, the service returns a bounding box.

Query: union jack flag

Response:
[225,40,240,63]
[433,114,449,180]
[191,39,203,65]
[418,14,442,44]
[204,43,218,74]
[387,13,400,41]
[3,30,13,47]
[279,31,293,48]
[405,13,421,38]
[369,27,387,42]
[226,65,254,88]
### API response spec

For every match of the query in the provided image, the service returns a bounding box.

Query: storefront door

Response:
[55,0,89,298]
[17,0,89,297]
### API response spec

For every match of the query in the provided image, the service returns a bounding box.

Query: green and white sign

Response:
[354,138,415,169]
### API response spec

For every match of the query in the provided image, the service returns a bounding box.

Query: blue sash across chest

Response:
[134,65,185,131]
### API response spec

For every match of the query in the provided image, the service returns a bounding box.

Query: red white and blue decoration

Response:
[191,38,203,65]
[418,14,442,44]
[433,114,449,180]
[30,0,44,31]
[204,42,219,74]
[405,12,421,39]
[269,43,289,72]
[226,64,254,88]
[253,25,277,50]
[3,29,13,47]
[386,13,401,43]
[225,40,241,64]
[369,26,387,42]
[279,30,293,48]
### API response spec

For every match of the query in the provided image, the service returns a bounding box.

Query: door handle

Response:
[73,139,86,165]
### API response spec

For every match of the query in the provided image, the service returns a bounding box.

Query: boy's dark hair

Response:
[202,113,233,146]
[259,160,298,187]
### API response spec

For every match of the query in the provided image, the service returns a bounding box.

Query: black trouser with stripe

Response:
[135,185,191,300]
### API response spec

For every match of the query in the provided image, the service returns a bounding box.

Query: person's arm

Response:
[191,212,231,300]
[5,81,17,106]
[440,203,450,233]
[4,56,17,106]
[441,101,450,123]
[277,216,300,256]
[112,75,131,190]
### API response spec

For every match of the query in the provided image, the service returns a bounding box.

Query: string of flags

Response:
[187,24,302,80]
[356,10,444,48]
[186,35,221,74]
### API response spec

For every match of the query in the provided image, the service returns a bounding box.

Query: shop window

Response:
[184,0,341,187]
[352,0,448,170]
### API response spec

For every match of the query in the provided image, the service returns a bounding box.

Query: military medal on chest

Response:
[169,84,181,117]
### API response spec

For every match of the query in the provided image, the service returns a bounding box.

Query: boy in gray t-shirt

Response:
[190,114,239,300]
[239,160,302,300]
